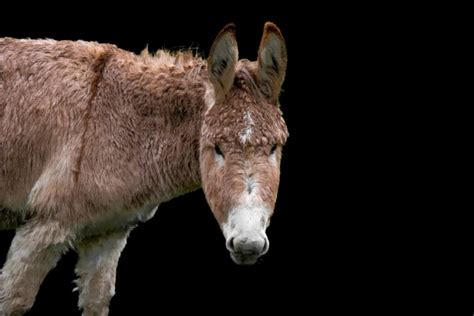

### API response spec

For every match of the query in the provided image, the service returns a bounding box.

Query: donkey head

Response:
[200,23,288,265]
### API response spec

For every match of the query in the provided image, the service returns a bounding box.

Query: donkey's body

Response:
[0,23,288,315]
[0,38,206,225]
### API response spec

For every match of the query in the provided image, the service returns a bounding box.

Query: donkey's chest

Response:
[78,203,159,238]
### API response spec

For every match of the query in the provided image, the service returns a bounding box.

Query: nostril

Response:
[226,237,235,252]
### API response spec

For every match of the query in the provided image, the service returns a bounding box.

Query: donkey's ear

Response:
[257,22,287,103]
[208,23,239,102]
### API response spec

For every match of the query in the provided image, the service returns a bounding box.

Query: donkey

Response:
[0,22,288,315]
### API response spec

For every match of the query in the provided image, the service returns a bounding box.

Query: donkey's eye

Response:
[214,145,224,158]
[270,144,277,155]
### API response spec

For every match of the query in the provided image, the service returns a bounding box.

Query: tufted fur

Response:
[0,22,288,315]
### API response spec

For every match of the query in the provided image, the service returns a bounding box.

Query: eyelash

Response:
[270,144,277,154]
[215,145,224,158]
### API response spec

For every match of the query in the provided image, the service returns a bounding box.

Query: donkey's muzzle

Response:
[226,235,269,265]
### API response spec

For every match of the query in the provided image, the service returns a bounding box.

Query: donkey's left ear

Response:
[257,22,288,103]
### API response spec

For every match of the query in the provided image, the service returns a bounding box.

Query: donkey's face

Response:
[200,23,288,265]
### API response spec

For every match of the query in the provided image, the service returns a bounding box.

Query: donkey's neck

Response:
[122,55,210,203]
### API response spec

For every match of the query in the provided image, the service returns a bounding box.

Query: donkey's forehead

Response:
[203,65,288,146]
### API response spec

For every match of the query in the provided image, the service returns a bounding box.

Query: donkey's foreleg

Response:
[0,220,69,315]
[75,227,132,316]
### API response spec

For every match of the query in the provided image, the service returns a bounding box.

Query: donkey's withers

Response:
[0,22,288,315]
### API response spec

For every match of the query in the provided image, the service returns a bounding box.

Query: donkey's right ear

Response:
[208,24,238,102]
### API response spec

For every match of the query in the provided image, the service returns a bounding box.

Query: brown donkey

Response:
[0,22,288,315]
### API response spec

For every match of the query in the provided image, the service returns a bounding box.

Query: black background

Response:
[0,7,425,315]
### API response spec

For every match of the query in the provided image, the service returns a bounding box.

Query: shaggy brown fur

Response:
[200,62,288,224]
[0,38,207,224]
[0,22,288,315]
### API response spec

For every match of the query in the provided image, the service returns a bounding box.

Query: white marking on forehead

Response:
[239,111,255,145]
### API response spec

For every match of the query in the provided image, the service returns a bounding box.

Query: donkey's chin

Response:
[229,252,261,266]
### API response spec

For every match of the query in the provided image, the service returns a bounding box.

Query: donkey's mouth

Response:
[230,252,260,266]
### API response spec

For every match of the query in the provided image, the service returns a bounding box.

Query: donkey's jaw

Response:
[226,232,269,265]
[229,251,260,266]
[222,199,271,265]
